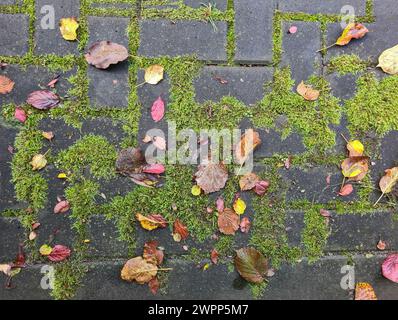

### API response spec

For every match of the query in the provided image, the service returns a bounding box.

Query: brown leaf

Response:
[26,90,60,110]
[297,81,320,101]
[0,75,15,94]
[85,41,129,69]
[341,156,369,181]
[234,248,269,284]
[210,249,219,264]
[240,217,251,233]
[173,219,189,240]
[116,147,146,175]
[377,240,387,251]
[235,129,261,165]
[195,162,228,194]
[336,23,369,46]
[143,240,164,266]
[339,184,354,196]
[379,167,398,194]
[239,173,260,191]
[354,282,377,300]
[54,200,70,214]
[121,256,157,284]
[148,277,160,295]
[136,213,168,231]
[218,208,239,235]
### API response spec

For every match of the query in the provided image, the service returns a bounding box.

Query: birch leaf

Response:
[59,17,79,41]
[378,44,398,75]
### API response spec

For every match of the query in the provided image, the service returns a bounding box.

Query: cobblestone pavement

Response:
[1,0,398,300]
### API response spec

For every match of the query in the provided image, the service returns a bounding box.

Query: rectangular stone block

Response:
[35,0,80,55]
[234,0,275,64]
[0,218,24,261]
[278,0,366,15]
[138,20,228,63]
[87,16,130,108]
[0,0,18,5]
[184,0,227,10]
[194,66,273,106]
[0,14,29,56]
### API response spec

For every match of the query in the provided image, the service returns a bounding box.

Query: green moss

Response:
[328,54,368,75]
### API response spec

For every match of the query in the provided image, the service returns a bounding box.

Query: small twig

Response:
[374,193,384,207]
[340,133,349,144]
[317,43,336,53]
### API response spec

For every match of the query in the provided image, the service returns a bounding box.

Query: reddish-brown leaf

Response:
[148,277,160,295]
[336,23,369,46]
[47,245,71,262]
[377,240,387,251]
[240,217,251,233]
[0,75,14,94]
[85,41,129,69]
[253,180,270,196]
[14,107,27,123]
[210,249,219,264]
[54,200,70,214]
[142,164,165,175]
[235,129,261,165]
[26,90,60,110]
[216,196,224,213]
[339,184,354,196]
[143,240,164,266]
[355,282,377,300]
[47,75,60,88]
[234,248,269,284]
[239,173,260,191]
[218,208,239,235]
[173,219,189,240]
[195,162,228,194]
[382,253,398,283]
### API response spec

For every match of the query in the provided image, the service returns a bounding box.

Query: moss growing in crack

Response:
[56,135,117,181]
[346,73,398,135]
[328,54,368,75]
[302,206,330,262]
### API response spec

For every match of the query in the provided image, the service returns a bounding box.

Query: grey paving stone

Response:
[326,72,359,102]
[281,21,322,85]
[184,0,227,10]
[278,0,366,15]
[0,0,17,5]
[0,264,52,300]
[35,0,80,55]
[0,65,74,106]
[0,122,19,211]
[0,14,29,56]
[327,212,398,252]
[91,1,133,9]
[0,217,24,261]
[234,0,275,64]
[87,16,130,108]
[280,167,358,203]
[193,66,273,106]
[138,20,228,63]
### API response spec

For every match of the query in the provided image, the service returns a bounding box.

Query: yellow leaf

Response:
[30,154,47,171]
[39,244,53,256]
[378,44,398,75]
[347,140,364,157]
[233,198,246,215]
[144,65,164,85]
[42,131,54,140]
[59,17,79,41]
[58,173,67,179]
[136,213,167,231]
[83,239,91,243]
[191,185,201,196]
[203,263,210,271]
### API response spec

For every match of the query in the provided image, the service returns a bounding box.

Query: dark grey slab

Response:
[281,21,322,85]
[184,0,227,10]
[194,66,273,106]
[138,20,228,63]
[0,14,29,56]
[326,72,359,102]
[234,0,275,64]
[278,0,366,15]
[280,167,358,203]
[0,123,19,211]
[87,16,130,108]
[0,65,74,106]
[35,0,80,55]
[0,217,24,261]
[91,2,133,9]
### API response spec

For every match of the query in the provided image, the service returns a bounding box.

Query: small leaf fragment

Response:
[42,131,54,140]
[14,107,27,123]
[339,184,354,196]
[240,217,251,233]
[136,213,168,231]
[173,219,189,240]
[210,249,219,264]
[54,200,70,214]
[355,282,377,300]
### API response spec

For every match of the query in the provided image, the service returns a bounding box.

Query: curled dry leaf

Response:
[210,249,219,264]
[85,41,129,69]
[341,156,369,181]
[320,209,331,218]
[173,219,189,240]
[234,248,269,284]
[297,81,320,101]
[47,76,59,88]
[378,44,398,75]
[235,129,261,165]
[382,253,398,283]
[121,256,157,284]
[48,245,71,262]
[59,17,79,41]
[143,241,164,266]
[14,107,27,123]
[0,75,15,94]
[218,208,239,235]
[355,282,377,300]
[136,213,168,231]
[151,97,165,122]
[30,154,47,171]
[339,184,354,196]
[53,200,70,214]
[144,64,164,85]
[253,180,270,196]
[195,162,228,194]
[336,23,369,46]
[26,90,60,110]
[142,163,165,175]
[379,167,398,195]
[239,172,260,191]
[240,217,251,233]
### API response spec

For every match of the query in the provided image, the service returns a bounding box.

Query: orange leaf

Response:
[297,81,320,101]
[173,219,189,240]
[336,23,369,46]
[218,208,239,235]
[354,282,377,300]
[0,75,15,94]
[235,129,261,165]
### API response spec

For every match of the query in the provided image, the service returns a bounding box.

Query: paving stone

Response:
[278,0,366,15]
[91,1,134,9]
[87,16,130,108]
[281,21,322,85]
[35,0,80,55]
[0,122,19,211]
[0,217,24,261]
[280,167,358,203]
[0,264,52,300]
[234,0,275,64]
[184,0,227,10]
[0,65,74,106]
[326,72,359,102]
[86,215,129,258]
[0,14,29,56]
[193,66,273,106]
[0,0,18,5]
[138,20,228,63]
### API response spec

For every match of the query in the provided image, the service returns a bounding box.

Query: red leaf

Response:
[143,240,164,266]
[216,196,224,213]
[254,180,270,196]
[211,249,219,264]
[14,107,27,123]
[48,245,71,262]
[320,209,331,217]
[148,277,160,295]
[173,219,189,240]
[12,243,25,268]
[142,163,165,174]
[26,90,60,110]
[240,217,251,233]
[382,253,398,283]
[339,184,353,196]
[151,96,165,122]
[53,200,70,214]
